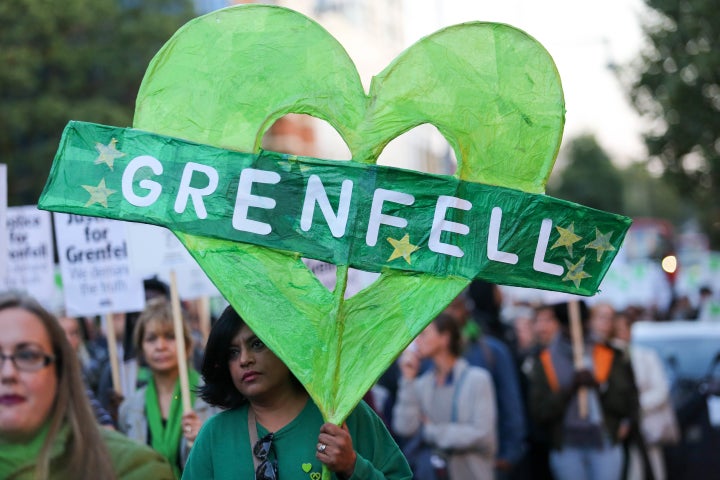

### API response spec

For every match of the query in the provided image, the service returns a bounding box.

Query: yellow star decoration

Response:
[585,228,616,262]
[82,178,116,208]
[551,222,583,257]
[94,138,125,170]
[562,256,592,289]
[387,234,419,265]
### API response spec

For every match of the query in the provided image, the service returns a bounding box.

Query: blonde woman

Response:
[118,298,217,478]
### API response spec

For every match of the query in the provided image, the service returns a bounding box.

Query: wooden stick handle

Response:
[169,270,192,414]
[104,313,123,396]
[568,300,588,419]
[198,296,211,345]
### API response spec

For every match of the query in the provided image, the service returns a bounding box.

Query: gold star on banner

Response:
[585,228,616,262]
[551,222,583,257]
[94,138,125,170]
[82,178,116,208]
[562,256,592,289]
[387,234,419,264]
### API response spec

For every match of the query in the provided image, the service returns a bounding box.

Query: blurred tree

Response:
[628,0,720,248]
[0,0,194,206]
[547,134,625,214]
[620,162,689,224]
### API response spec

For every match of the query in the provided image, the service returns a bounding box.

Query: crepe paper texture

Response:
[39,4,631,442]
[41,120,630,295]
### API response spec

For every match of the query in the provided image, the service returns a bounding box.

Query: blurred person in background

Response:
[613,311,675,480]
[533,304,561,348]
[448,293,527,480]
[118,297,217,478]
[589,302,615,344]
[58,314,116,428]
[0,292,173,479]
[528,301,639,480]
[394,312,497,479]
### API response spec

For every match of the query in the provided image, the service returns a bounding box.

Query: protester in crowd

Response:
[528,301,639,480]
[96,311,142,419]
[183,304,411,479]
[446,293,527,479]
[118,297,217,478]
[394,312,497,479]
[533,304,561,348]
[513,305,562,480]
[667,295,696,321]
[97,277,172,418]
[510,306,536,358]
[589,302,615,343]
[613,310,675,480]
[467,280,510,343]
[58,314,116,428]
[0,292,174,479]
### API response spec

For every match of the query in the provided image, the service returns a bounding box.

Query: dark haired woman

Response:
[182,305,412,479]
[393,313,497,479]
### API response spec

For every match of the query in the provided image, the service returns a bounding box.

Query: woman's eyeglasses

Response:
[253,432,278,480]
[0,348,55,372]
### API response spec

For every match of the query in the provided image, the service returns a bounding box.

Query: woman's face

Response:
[228,324,293,401]
[416,322,446,358]
[142,320,179,375]
[0,307,58,442]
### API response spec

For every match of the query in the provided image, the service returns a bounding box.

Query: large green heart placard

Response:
[38,5,630,432]
[133,5,564,424]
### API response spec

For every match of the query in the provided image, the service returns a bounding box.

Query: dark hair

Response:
[197,305,248,409]
[433,313,463,357]
[551,300,589,327]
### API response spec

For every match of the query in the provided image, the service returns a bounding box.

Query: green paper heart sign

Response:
[39,4,631,430]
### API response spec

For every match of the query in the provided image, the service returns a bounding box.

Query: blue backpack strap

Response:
[451,366,471,422]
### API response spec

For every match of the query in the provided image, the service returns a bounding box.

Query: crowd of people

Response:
[1,278,708,479]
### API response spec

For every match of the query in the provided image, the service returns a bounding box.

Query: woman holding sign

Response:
[182,305,411,479]
[0,292,174,479]
[118,298,217,478]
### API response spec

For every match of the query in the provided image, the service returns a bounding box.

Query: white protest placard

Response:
[0,164,7,288]
[5,206,55,305]
[54,213,145,316]
[125,222,218,299]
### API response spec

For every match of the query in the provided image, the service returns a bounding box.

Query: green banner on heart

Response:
[40,120,630,296]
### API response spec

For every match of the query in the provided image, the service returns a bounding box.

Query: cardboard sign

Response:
[125,222,218,299]
[53,213,145,316]
[5,206,55,305]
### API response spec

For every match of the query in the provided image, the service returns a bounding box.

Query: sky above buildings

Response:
[403,0,649,167]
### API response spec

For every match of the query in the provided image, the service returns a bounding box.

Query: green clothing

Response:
[183,399,411,480]
[0,425,174,479]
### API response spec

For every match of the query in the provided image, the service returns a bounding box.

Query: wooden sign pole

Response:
[104,313,122,396]
[568,300,588,419]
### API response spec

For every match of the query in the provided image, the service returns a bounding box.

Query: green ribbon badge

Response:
[39,4,630,433]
